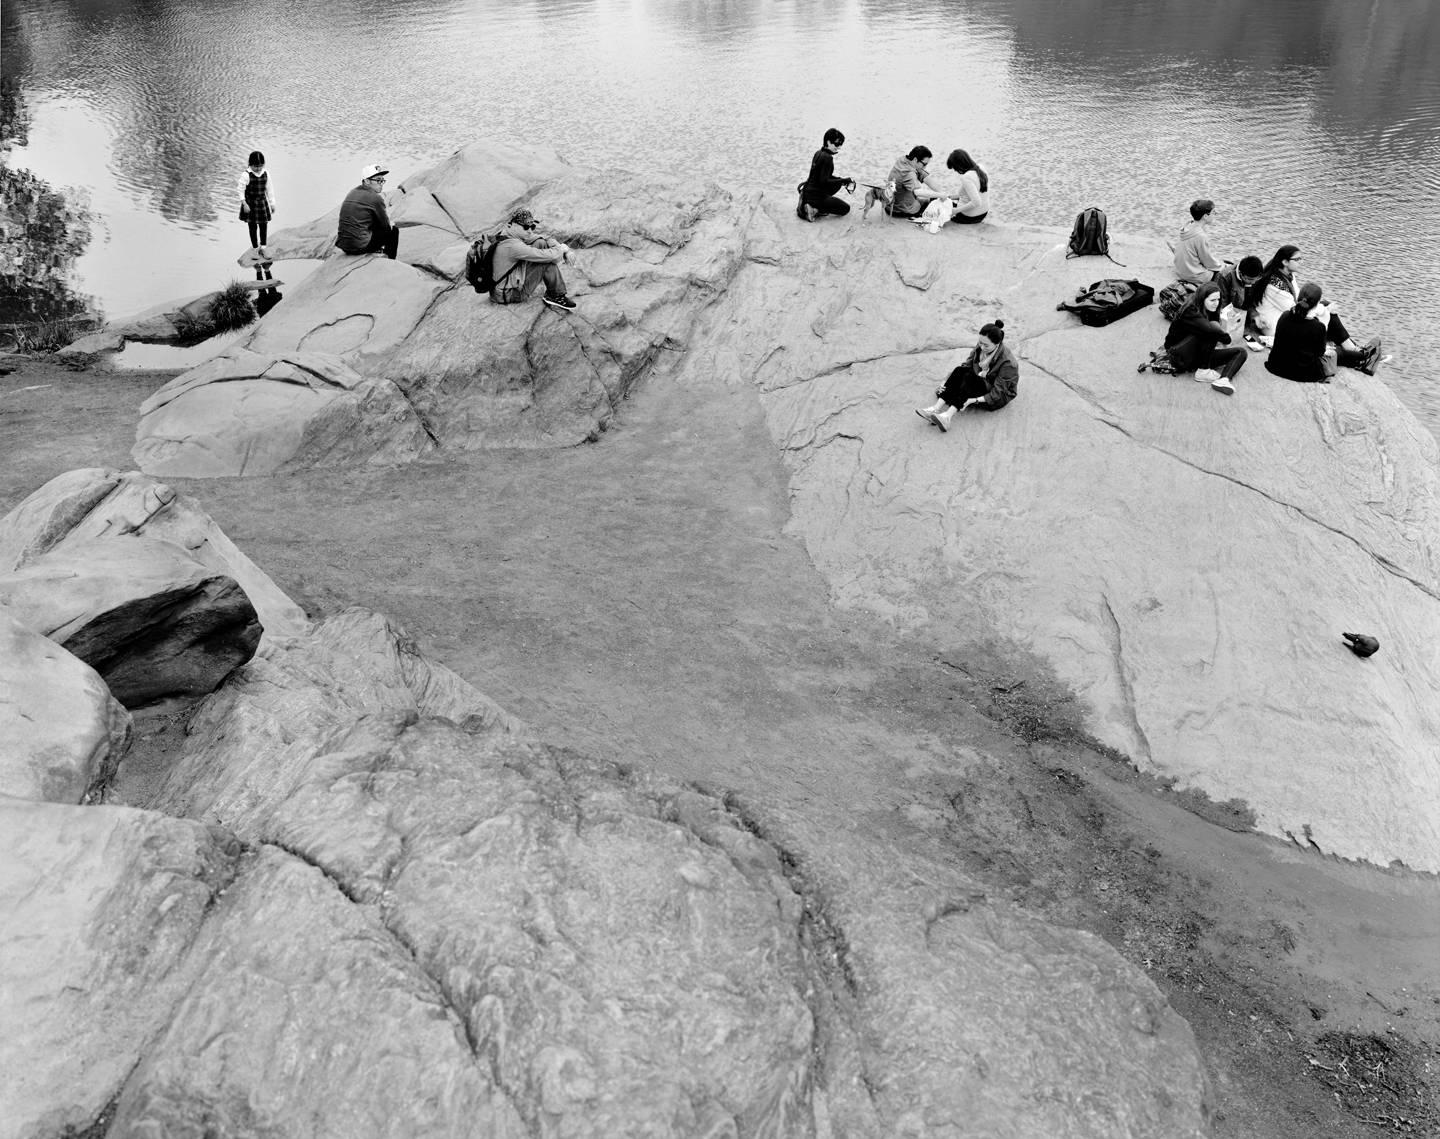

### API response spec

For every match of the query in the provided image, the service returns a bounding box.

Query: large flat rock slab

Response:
[687,204,1440,870]
[0,607,130,802]
[133,347,436,477]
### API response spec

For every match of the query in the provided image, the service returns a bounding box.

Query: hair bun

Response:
[993,319,1004,328]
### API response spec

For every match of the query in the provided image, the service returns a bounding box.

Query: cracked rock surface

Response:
[682,206,1440,870]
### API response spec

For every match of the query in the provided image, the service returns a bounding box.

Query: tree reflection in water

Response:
[0,78,98,349]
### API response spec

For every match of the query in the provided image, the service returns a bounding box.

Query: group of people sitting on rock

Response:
[331,163,578,313]
[1165,199,1384,394]
[797,130,989,228]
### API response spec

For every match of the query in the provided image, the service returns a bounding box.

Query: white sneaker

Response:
[1210,377,1235,396]
[935,409,955,432]
[1195,368,1220,383]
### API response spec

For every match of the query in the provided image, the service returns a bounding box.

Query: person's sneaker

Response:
[1195,367,1220,383]
[543,294,577,312]
[934,409,954,432]
[803,203,818,222]
[1210,377,1235,396]
[916,407,938,425]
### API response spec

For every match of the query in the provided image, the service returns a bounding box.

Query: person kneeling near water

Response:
[336,164,399,259]
[915,320,1018,430]
[1265,282,1381,382]
[490,208,576,312]
[798,127,855,222]
[1164,282,1246,395]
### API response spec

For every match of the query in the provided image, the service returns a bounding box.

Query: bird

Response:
[1341,632,1380,658]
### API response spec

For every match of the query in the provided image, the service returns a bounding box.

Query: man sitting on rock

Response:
[335,164,399,260]
[490,208,576,312]
[1172,198,1225,283]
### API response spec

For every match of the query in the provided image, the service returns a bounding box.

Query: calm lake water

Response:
[4,0,1440,423]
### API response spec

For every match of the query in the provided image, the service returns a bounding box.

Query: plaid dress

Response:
[243,170,272,222]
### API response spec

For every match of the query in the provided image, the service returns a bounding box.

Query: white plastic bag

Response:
[1218,302,1244,342]
[918,197,955,234]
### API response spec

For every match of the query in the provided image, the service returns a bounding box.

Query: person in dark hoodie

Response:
[1163,281,1246,395]
[914,320,1019,430]
[489,207,576,312]
[797,128,855,221]
[1266,282,1383,381]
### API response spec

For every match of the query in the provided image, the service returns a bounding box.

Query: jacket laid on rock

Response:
[1172,220,1223,283]
[887,156,931,217]
[1164,306,1231,372]
[968,342,1021,410]
[335,185,392,254]
[802,148,846,203]
[490,222,563,300]
[1265,308,1331,383]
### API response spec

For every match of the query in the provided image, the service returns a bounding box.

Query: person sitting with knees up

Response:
[797,127,855,222]
[944,149,990,224]
[490,207,577,312]
[1265,282,1384,381]
[1163,281,1247,395]
[915,320,1018,431]
[1214,254,1263,347]
[887,145,943,219]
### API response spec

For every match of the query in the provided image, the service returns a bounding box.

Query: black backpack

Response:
[464,231,506,294]
[1057,278,1155,327]
[1066,206,1124,265]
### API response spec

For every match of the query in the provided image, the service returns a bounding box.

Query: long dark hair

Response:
[1248,244,1299,309]
[946,149,988,192]
[1175,281,1222,323]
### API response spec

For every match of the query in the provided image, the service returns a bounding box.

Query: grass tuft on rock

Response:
[207,281,257,332]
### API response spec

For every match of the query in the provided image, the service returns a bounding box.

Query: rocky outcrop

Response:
[133,141,753,475]
[684,209,1440,870]
[0,467,308,642]
[0,534,261,707]
[0,606,130,801]
[133,347,436,476]
[0,798,235,1138]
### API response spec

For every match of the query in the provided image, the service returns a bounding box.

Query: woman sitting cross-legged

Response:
[944,148,990,224]
[915,320,1018,430]
[1265,282,1382,382]
[1164,281,1247,395]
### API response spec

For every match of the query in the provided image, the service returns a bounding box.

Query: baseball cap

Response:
[509,207,539,228]
[361,164,389,180]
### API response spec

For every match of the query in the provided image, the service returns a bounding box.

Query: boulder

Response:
[0,607,130,802]
[0,468,308,642]
[0,798,237,1137]
[692,205,1440,869]
[0,534,262,708]
[133,347,436,477]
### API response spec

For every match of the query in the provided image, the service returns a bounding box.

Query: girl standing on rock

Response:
[1164,281,1246,395]
[240,150,275,255]
[915,320,1019,430]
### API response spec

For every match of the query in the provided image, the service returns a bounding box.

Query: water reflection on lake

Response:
[4,0,1438,425]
